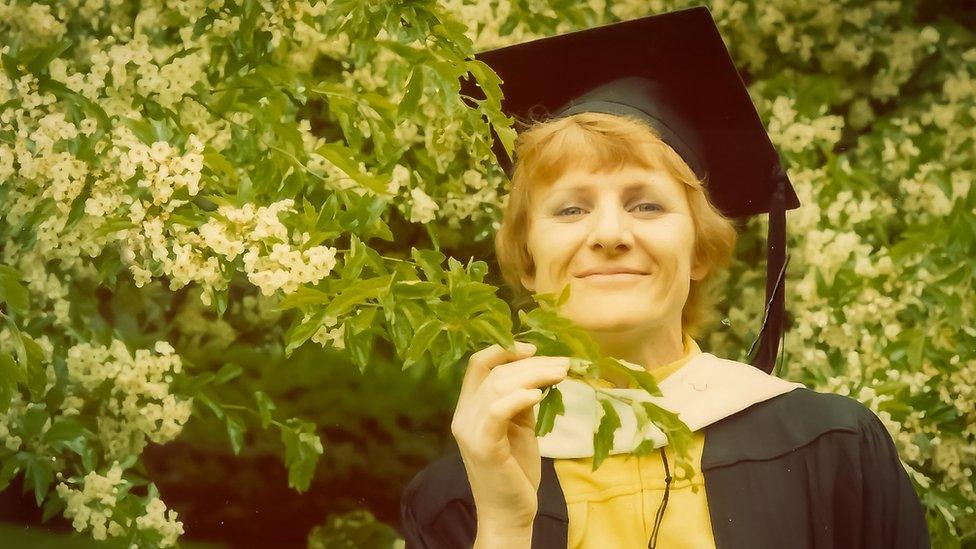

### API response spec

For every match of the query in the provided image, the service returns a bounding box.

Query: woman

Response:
[401,7,929,549]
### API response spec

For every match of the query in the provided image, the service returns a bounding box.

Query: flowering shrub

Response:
[0,0,972,546]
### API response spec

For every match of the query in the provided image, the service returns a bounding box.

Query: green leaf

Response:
[316,143,389,196]
[63,178,93,233]
[349,307,377,335]
[340,235,369,281]
[631,439,658,458]
[467,318,516,352]
[0,358,18,413]
[214,287,228,318]
[601,358,661,396]
[391,280,441,299]
[388,308,412,357]
[555,283,572,307]
[214,363,243,385]
[24,456,53,506]
[284,309,328,357]
[345,323,373,373]
[641,402,696,482]
[398,66,425,118]
[274,286,331,312]
[92,219,138,238]
[465,59,503,107]
[254,391,276,430]
[467,259,489,282]
[534,386,564,437]
[204,147,238,184]
[0,454,21,492]
[0,265,29,313]
[41,417,84,445]
[404,319,444,369]
[20,404,48,439]
[323,275,393,319]
[592,398,620,471]
[41,491,64,523]
[225,414,245,455]
[907,329,926,369]
[281,420,323,493]
[0,351,26,385]
[411,247,446,282]
[122,117,157,145]
[22,336,47,399]
[181,371,215,396]
[26,39,72,73]
[196,393,224,420]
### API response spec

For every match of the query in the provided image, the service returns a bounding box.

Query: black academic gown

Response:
[400,388,931,548]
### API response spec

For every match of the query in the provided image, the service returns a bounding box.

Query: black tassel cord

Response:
[648,447,673,548]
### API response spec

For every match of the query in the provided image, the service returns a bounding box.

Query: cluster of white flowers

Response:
[0,1,66,46]
[55,460,185,547]
[389,164,412,195]
[823,189,895,228]
[408,187,440,224]
[310,314,346,350]
[139,46,209,110]
[800,229,872,284]
[871,27,941,99]
[0,392,29,452]
[135,496,185,547]
[109,128,206,205]
[900,162,959,218]
[55,462,128,541]
[766,96,844,154]
[436,169,502,229]
[65,340,193,458]
[197,199,340,297]
[933,439,976,504]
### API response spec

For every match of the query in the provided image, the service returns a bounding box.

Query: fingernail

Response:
[518,341,537,352]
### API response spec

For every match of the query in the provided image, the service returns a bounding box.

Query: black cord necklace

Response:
[647,446,673,549]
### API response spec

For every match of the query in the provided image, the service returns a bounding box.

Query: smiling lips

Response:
[575,268,648,286]
[576,267,648,277]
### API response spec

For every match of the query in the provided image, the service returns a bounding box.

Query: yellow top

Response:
[553,335,715,548]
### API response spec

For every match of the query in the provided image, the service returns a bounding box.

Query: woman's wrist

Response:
[471,497,536,544]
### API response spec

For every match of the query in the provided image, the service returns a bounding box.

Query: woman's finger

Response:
[483,388,545,443]
[484,359,569,396]
[459,341,537,401]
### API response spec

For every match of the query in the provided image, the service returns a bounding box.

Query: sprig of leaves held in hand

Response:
[506,284,697,484]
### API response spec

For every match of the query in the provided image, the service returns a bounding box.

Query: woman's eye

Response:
[635,203,662,213]
[556,203,661,216]
[556,206,584,216]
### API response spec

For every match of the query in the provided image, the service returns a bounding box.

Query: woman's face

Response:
[521,163,706,334]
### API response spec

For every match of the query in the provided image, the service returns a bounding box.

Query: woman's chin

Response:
[564,311,658,334]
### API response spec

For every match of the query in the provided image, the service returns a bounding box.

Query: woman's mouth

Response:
[579,273,647,285]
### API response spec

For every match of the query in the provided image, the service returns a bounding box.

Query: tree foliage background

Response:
[0,0,973,547]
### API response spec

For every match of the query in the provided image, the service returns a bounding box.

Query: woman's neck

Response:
[587,323,685,387]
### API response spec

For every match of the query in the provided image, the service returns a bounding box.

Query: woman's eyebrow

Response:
[548,180,663,198]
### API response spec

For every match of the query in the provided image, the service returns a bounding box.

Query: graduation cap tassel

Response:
[647,447,672,548]
[750,171,789,374]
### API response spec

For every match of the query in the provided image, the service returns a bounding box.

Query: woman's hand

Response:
[451,341,571,544]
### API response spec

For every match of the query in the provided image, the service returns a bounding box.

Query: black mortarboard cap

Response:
[462,6,800,374]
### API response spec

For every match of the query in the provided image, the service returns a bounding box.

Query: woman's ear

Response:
[519,271,536,292]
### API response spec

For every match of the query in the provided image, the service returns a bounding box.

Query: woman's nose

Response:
[586,206,634,252]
